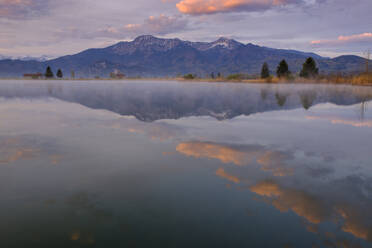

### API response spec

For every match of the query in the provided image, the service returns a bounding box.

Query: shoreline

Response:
[0,77,371,87]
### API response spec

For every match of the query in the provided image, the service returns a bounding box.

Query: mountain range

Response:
[0,55,53,62]
[0,35,370,78]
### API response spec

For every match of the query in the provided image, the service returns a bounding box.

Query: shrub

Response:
[183,74,195,80]
[226,74,247,80]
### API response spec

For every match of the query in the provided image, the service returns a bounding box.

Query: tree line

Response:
[43,57,320,80]
[183,57,320,81]
[261,57,319,79]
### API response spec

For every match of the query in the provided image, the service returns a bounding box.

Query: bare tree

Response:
[365,49,370,74]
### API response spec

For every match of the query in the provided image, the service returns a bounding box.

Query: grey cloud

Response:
[54,15,189,40]
[0,0,50,19]
[100,14,189,38]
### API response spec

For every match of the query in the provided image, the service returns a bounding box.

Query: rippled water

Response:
[1,80,372,248]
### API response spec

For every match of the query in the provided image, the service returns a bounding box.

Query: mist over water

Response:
[1,80,372,248]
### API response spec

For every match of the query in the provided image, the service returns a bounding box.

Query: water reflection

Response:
[275,91,288,107]
[250,179,372,243]
[176,142,294,177]
[0,135,61,165]
[0,80,372,121]
[299,90,317,110]
[250,180,327,224]
[216,168,241,184]
[176,138,372,245]
[0,80,372,247]
[358,101,368,121]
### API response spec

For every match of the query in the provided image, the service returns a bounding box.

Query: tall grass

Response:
[351,73,372,85]
[318,73,372,85]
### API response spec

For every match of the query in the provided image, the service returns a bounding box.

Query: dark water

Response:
[1,80,372,248]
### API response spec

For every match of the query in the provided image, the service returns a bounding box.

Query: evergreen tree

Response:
[276,60,290,78]
[300,57,319,78]
[210,72,215,79]
[45,66,54,78]
[261,62,270,79]
[56,69,63,78]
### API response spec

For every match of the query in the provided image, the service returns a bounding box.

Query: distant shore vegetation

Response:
[179,57,372,86]
[12,56,372,86]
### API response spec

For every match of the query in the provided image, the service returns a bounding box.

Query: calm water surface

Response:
[1,80,372,248]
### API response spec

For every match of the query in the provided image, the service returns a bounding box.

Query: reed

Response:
[351,73,372,85]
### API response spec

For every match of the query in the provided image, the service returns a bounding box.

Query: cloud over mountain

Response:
[95,15,188,38]
[124,14,188,36]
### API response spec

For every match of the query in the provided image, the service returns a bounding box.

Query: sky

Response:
[0,0,371,58]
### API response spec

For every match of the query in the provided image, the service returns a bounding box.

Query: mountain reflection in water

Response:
[0,80,372,248]
[0,80,371,121]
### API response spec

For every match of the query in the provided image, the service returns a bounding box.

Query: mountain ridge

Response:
[0,35,369,78]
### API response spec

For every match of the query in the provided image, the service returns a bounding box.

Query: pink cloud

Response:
[311,33,372,46]
[175,0,299,15]
[1,0,32,5]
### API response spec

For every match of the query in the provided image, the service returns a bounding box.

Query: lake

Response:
[1,80,372,248]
